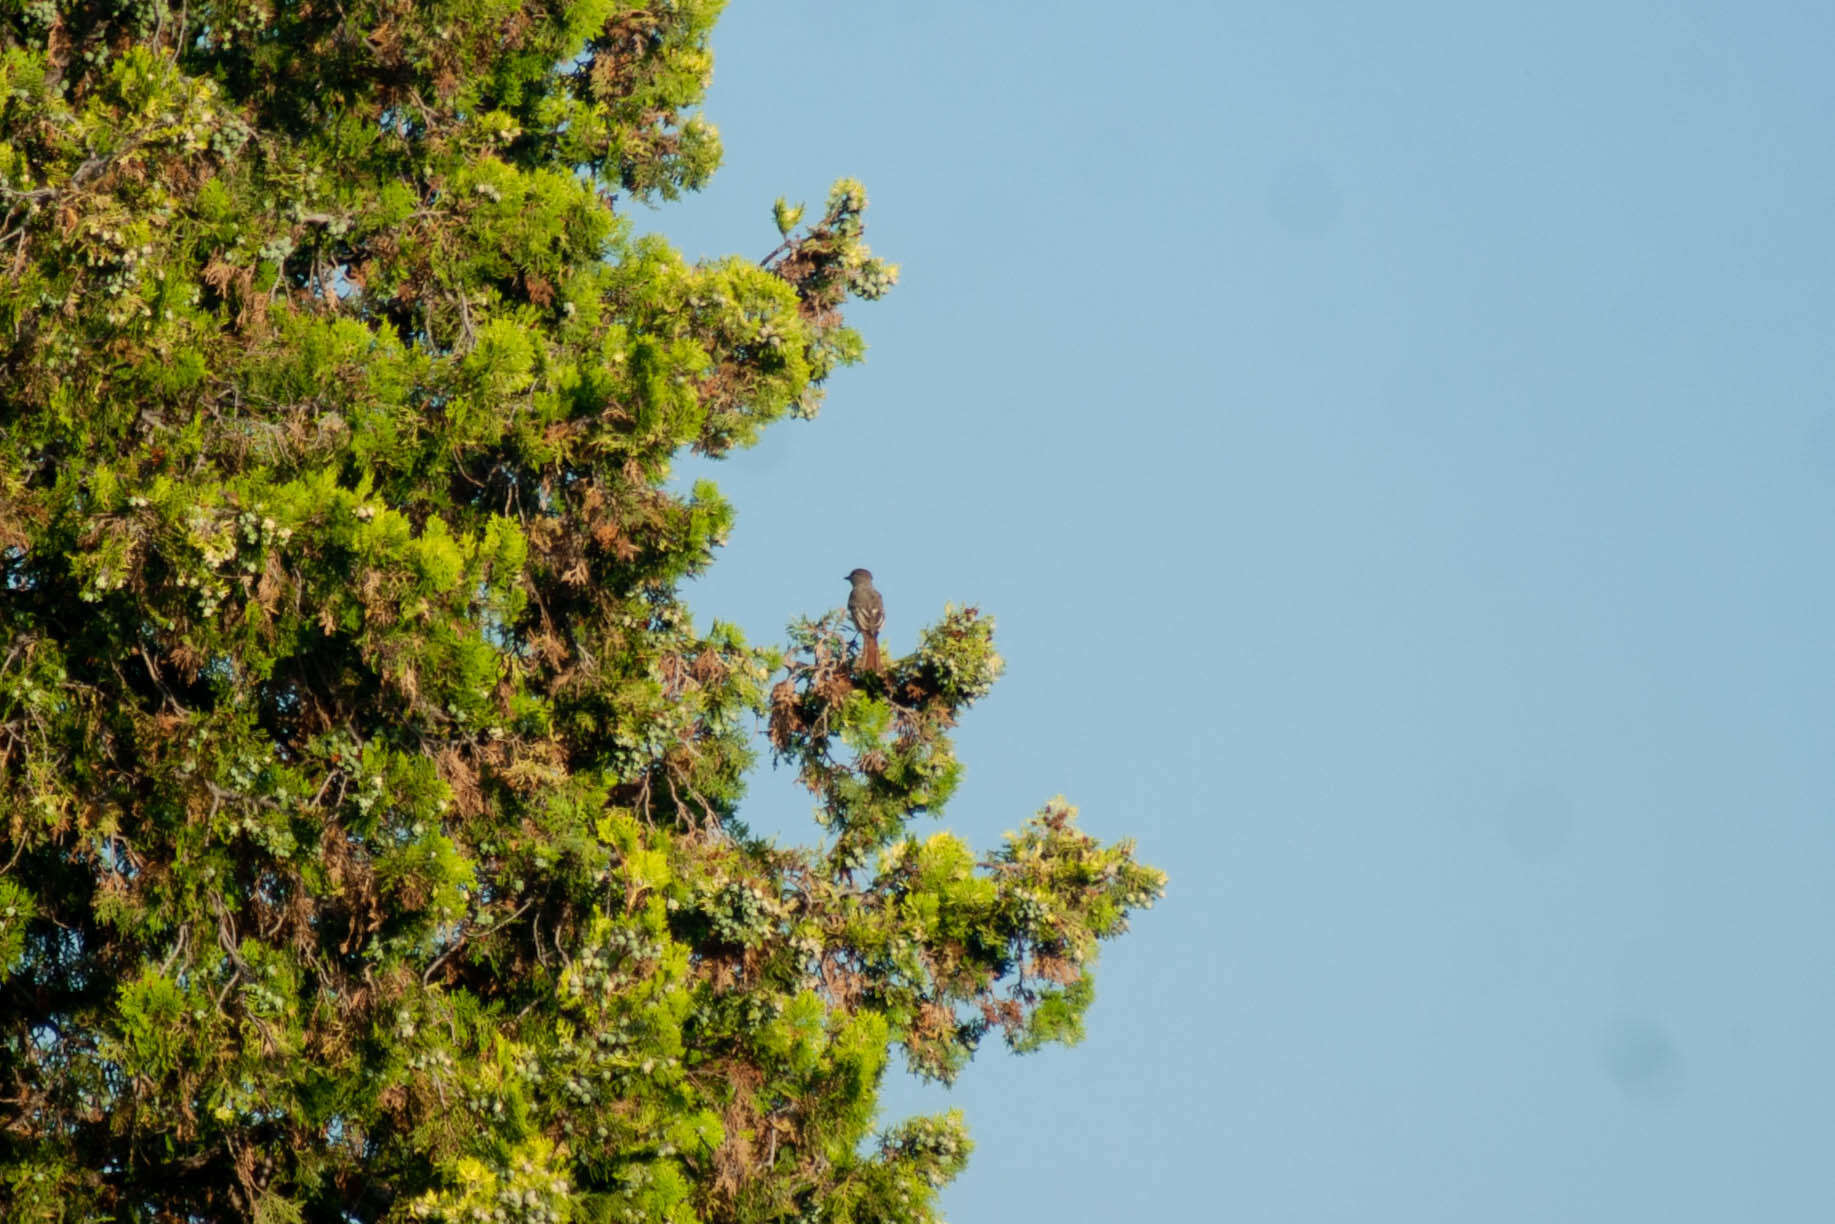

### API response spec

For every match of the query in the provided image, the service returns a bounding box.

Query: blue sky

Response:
[648,3,1835,1220]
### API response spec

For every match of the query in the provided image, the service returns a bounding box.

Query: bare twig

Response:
[421,898,533,984]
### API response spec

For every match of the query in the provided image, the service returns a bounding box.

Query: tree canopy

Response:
[0,3,1164,1221]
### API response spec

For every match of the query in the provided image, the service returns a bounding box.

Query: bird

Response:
[844,568,885,672]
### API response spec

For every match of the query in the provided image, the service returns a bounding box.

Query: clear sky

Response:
[646,3,1835,1220]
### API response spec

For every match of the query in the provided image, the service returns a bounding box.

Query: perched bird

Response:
[844,568,885,672]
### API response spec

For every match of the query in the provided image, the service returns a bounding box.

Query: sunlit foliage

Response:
[0,3,1163,1220]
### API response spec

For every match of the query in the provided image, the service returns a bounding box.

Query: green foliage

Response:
[0,3,1162,1221]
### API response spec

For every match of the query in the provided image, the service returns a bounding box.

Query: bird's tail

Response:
[862,634,880,673]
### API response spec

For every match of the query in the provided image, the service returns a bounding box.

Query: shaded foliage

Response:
[0,2,1163,1220]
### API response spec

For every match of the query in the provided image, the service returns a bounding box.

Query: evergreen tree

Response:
[0,3,1164,1220]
